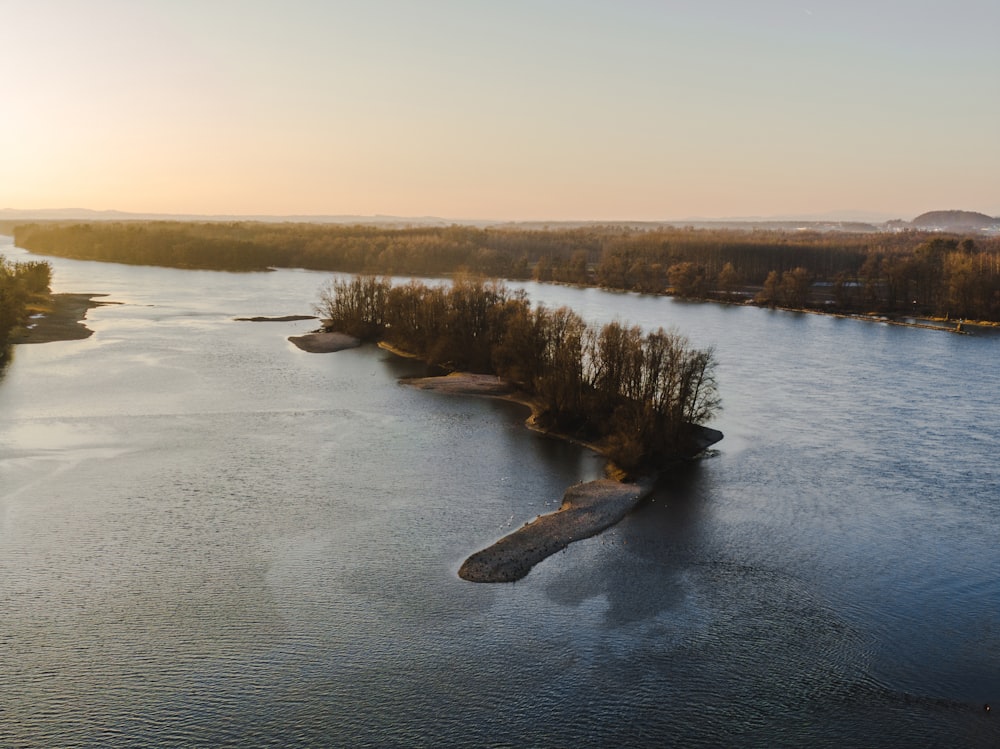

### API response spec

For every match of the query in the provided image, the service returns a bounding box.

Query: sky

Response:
[2,0,998,221]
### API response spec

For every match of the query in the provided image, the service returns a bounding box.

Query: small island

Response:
[308,275,723,581]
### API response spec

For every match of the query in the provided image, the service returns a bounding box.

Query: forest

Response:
[14,220,1000,321]
[316,275,720,474]
[0,255,52,358]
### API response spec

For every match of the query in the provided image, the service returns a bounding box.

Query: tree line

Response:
[316,275,720,474]
[15,220,1000,320]
[0,255,52,358]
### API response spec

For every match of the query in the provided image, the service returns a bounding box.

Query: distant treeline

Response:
[317,275,720,473]
[15,220,1000,320]
[0,255,52,356]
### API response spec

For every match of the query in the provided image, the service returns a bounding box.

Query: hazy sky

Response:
[2,0,998,220]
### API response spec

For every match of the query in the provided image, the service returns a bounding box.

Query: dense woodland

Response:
[0,255,52,358]
[14,221,1000,321]
[317,275,720,473]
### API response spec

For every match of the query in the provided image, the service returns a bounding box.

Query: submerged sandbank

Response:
[459,479,654,582]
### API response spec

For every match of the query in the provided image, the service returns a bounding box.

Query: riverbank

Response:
[11,293,113,344]
[459,478,654,582]
[761,303,975,333]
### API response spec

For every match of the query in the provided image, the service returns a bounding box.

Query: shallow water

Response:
[1,236,998,747]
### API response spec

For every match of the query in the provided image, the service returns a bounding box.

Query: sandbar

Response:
[459,478,654,582]
[405,372,514,397]
[236,314,317,322]
[288,331,361,353]
[12,293,114,344]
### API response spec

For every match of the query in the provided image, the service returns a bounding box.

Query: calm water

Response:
[1,236,998,747]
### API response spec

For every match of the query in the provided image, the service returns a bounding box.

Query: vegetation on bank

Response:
[316,275,720,474]
[0,255,52,357]
[15,220,1000,322]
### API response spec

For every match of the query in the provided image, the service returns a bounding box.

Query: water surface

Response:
[1,237,997,747]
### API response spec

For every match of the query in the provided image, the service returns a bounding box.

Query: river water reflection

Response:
[1,236,998,747]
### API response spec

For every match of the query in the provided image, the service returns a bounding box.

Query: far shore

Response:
[762,304,978,333]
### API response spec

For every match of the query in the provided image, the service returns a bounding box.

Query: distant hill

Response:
[911,210,998,231]
[0,207,464,227]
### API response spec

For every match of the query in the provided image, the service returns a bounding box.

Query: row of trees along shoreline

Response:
[13,221,1000,322]
[0,255,52,359]
[316,275,721,475]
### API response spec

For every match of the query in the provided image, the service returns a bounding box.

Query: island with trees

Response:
[14,219,1000,324]
[314,274,722,474]
[307,274,722,582]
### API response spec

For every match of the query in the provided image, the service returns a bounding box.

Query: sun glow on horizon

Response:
[3,0,999,221]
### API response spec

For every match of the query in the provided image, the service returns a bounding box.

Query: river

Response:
[1,235,998,747]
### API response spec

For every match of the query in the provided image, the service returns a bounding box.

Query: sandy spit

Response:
[12,293,114,344]
[459,479,654,583]
[405,372,515,397]
[288,331,361,353]
[236,314,317,322]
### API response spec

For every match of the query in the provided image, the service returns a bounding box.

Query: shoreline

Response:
[693,293,1000,333]
[760,304,975,333]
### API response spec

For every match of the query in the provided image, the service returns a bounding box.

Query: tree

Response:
[780,267,811,308]
[533,256,553,282]
[668,262,708,298]
[716,262,740,300]
[757,271,781,308]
